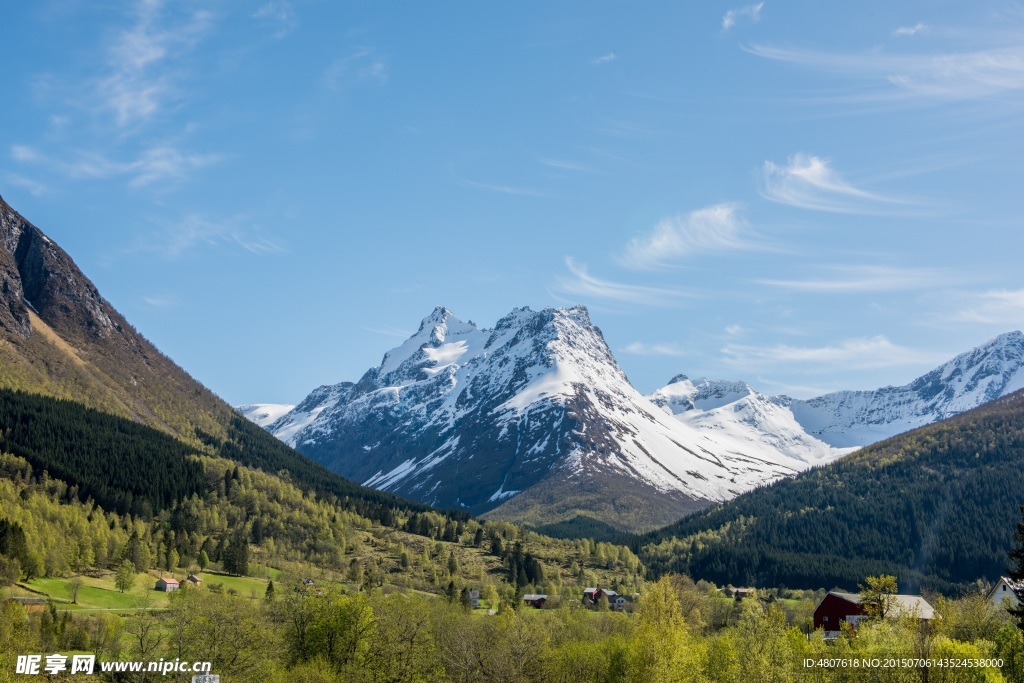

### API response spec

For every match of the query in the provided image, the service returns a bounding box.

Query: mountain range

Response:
[636,387,1024,591]
[243,305,1024,533]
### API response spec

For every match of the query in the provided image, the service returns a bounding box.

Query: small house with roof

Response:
[583,587,618,606]
[813,590,936,639]
[523,594,548,608]
[155,577,180,592]
[186,574,202,588]
[468,589,481,608]
[987,577,1022,609]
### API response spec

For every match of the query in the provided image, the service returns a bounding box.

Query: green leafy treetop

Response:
[115,560,136,594]
[859,574,898,620]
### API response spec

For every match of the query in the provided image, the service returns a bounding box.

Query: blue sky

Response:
[3,1,1024,405]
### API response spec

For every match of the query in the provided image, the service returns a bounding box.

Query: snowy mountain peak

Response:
[650,330,1024,454]
[378,308,484,378]
[792,330,1024,447]
[650,376,757,414]
[247,304,814,531]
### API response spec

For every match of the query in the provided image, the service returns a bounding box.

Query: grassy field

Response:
[13,569,276,612]
[191,571,273,599]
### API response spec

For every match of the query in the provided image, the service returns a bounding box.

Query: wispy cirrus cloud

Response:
[746,42,1024,102]
[954,289,1024,325]
[142,294,181,308]
[3,173,48,197]
[592,52,617,65]
[325,49,388,89]
[11,144,220,188]
[98,0,214,127]
[621,341,687,357]
[253,1,297,38]
[761,153,904,214]
[893,23,928,37]
[620,203,754,270]
[139,213,285,260]
[723,2,764,31]
[553,257,688,307]
[449,165,548,197]
[757,264,956,293]
[722,335,949,370]
[537,158,594,173]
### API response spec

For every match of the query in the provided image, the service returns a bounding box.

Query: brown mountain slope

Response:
[0,194,230,444]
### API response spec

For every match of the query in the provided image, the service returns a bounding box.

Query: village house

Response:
[582,587,618,607]
[468,589,481,608]
[522,594,548,608]
[987,577,1022,609]
[185,574,202,588]
[813,590,937,639]
[154,577,180,592]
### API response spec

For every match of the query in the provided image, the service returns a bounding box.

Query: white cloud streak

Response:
[3,174,48,197]
[253,1,297,38]
[11,144,220,187]
[757,265,955,293]
[554,257,688,307]
[893,23,928,37]
[620,203,752,270]
[537,158,593,173]
[723,2,764,31]
[98,0,213,127]
[152,214,285,259]
[954,289,1024,324]
[747,42,1024,102]
[622,342,687,357]
[722,336,949,369]
[761,153,902,214]
[325,49,388,90]
[592,52,617,65]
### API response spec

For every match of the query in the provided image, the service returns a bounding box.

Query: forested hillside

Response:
[638,389,1024,592]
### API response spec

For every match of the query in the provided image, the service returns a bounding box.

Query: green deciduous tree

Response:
[115,560,136,593]
[859,574,898,620]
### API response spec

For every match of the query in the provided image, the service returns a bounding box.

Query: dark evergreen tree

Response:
[224,530,249,576]
[1009,505,1024,630]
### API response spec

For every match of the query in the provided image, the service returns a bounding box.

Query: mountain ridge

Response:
[649,330,1024,455]
[250,306,829,531]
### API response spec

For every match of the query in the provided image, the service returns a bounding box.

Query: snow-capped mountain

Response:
[236,403,295,428]
[790,330,1024,447]
[649,377,854,464]
[650,331,1024,454]
[252,306,817,531]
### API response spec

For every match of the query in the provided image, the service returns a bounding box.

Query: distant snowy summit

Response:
[790,330,1024,447]
[236,403,294,428]
[239,309,1024,532]
[649,330,1024,453]
[648,377,852,465]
